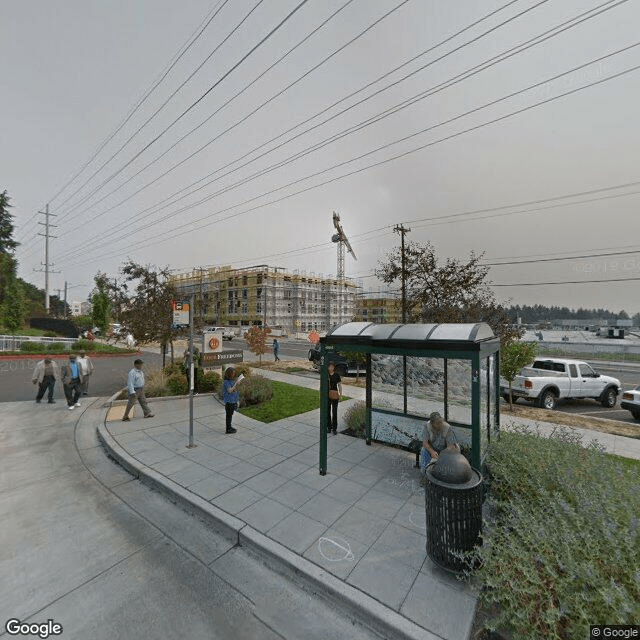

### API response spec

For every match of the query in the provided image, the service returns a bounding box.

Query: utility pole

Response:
[393,224,411,322]
[64,281,68,318]
[35,204,58,314]
[394,223,410,414]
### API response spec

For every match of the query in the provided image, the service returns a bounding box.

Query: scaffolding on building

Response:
[172,265,360,334]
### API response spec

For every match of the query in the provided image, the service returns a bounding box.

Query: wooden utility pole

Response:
[394,224,411,414]
[393,224,410,322]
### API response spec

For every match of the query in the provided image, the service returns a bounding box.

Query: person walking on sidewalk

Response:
[122,359,154,421]
[273,338,280,361]
[222,367,240,434]
[77,351,94,396]
[327,362,342,435]
[61,354,84,410]
[32,357,59,404]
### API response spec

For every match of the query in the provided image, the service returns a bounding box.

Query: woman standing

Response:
[420,411,459,471]
[223,367,240,434]
[327,362,342,435]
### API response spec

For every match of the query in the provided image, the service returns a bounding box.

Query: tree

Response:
[118,261,177,360]
[0,190,19,310]
[2,277,26,334]
[0,191,18,255]
[245,326,271,365]
[91,272,112,335]
[375,240,522,342]
[500,341,538,410]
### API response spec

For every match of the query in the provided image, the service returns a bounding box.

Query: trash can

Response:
[424,449,482,573]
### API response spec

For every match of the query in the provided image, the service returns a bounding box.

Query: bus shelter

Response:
[318,322,501,474]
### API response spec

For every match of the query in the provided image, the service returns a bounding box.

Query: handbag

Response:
[329,389,340,400]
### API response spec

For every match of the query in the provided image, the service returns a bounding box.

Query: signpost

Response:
[173,298,196,449]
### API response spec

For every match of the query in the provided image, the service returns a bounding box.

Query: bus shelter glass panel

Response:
[480,357,489,462]
[447,359,472,426]
[406,356,446,416]
[371,354,404,413]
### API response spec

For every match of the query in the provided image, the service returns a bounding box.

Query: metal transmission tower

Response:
[34,204,59,314]
[331,211,357,279]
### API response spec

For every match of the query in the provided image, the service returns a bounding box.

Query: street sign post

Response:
[172,300,190,328]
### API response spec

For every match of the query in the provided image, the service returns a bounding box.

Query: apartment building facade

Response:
[172,265,359,333]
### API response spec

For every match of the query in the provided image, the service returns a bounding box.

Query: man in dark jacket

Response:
[61,354,84,410]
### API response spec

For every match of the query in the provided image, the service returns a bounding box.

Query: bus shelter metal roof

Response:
[322,321,498,356]
[318,322,501,474]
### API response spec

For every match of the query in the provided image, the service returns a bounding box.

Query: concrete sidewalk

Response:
[97,369,640,640]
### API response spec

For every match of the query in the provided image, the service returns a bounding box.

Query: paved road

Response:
[0,400,383,640]
[0,352,164,403]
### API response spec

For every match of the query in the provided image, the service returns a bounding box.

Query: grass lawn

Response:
[240,380,348,423]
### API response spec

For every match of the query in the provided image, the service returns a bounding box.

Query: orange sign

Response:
[208,337,220,350]
[309,331,320,344]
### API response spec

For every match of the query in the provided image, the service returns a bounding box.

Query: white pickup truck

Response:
[500,357,621,410]
[202,326,235,341]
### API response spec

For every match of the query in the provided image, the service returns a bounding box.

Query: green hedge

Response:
[46,342,67,352]
[166,373,188,396]
[198,370,220,393]
[472,426,640,639]
[20,342,46,353]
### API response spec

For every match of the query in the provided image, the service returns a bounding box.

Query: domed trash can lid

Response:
[428,449,478,486]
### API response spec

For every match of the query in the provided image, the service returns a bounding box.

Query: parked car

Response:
[203,326,234,341]
[500,357,621,410]
[620,385,640,421]
[308,345,364,377]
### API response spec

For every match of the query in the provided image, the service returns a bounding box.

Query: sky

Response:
[2,0,640,314]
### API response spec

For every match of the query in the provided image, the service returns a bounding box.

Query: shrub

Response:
[46,342,67,352]
[470,426,640,639]
[232,363,253,380]
[71,339,92,351]
[343,401,367,438]
[166,373,188,396]
[143,366,170,398]
[198,370,220,393]
[239,374,273,406]
[163,362,183,377]
[20,341,46,353]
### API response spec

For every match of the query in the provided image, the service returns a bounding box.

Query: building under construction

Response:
[172,265,359,334]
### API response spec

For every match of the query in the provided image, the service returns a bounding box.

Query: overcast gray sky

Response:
[3,0,640,313]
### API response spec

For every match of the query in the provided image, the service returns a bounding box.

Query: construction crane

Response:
[331,211,357,279]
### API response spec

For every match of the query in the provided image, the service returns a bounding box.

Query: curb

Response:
[96,418,437,640]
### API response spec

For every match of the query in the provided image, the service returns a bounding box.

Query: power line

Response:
[47,0,230,209]
[56,0,412,227]
[55,0,622,262]
[54,0,262,217]
[60,44,640,266]
[55,0,313,222]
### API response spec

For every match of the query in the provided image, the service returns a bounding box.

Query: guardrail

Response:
[0,335,77,352]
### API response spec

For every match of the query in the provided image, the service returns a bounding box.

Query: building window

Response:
[256,302,262,313]
[243,289,247,299]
